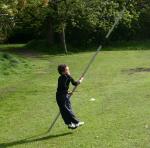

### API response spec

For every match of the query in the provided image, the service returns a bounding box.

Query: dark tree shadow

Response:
[0,132,72,148]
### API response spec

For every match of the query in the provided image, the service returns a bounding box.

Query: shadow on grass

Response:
[0,132,72,148]
[0,39,150,58]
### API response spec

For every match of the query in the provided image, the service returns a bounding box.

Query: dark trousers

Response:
[56,93,79,125]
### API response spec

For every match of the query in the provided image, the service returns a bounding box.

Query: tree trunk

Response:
[60,25,68,54]
[47,16,54,46]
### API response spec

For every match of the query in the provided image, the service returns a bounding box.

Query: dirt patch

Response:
[122,67,150,75]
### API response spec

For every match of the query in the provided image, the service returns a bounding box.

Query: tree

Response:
[1,0,148,46]
[46,0,72,53]
[10,0,48,42]
[136,0,150,38]
[0,0,17,42]
[65,0,140,44]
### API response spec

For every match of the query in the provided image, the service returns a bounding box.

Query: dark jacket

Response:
[57,74,78,94]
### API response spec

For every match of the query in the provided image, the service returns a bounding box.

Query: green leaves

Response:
[0,0,149,43]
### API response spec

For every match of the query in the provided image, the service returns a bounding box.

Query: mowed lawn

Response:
[0,44,150,148]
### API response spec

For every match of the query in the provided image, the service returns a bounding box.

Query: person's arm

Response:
[69,75,84,86]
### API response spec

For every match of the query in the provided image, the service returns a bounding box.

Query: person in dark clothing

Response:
[56,64,84,129]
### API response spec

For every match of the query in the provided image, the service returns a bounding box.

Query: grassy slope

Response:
[0,42,150,148]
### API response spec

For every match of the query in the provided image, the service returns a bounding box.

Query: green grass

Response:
[0,41,150,148]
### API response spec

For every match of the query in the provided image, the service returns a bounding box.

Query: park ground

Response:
[0,41,150,148]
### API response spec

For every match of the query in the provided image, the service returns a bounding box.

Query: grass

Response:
[0,41,150,148]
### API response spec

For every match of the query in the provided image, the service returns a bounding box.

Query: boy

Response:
[56,64,84,129]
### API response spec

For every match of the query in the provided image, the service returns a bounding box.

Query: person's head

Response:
[58,64,70,75]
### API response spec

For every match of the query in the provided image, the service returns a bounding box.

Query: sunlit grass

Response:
[0,42,150,148]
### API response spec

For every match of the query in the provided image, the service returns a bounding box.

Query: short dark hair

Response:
[58,64,67,75]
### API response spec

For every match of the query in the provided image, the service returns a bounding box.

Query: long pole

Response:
[47,0,130,133]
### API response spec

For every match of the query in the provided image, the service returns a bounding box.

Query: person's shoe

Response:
[68,123,77,129]
[76,121,84,127]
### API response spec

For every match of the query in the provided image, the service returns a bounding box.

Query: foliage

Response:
[0,0,18,42]
[137,0,150,38]
[0,0,149,44]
